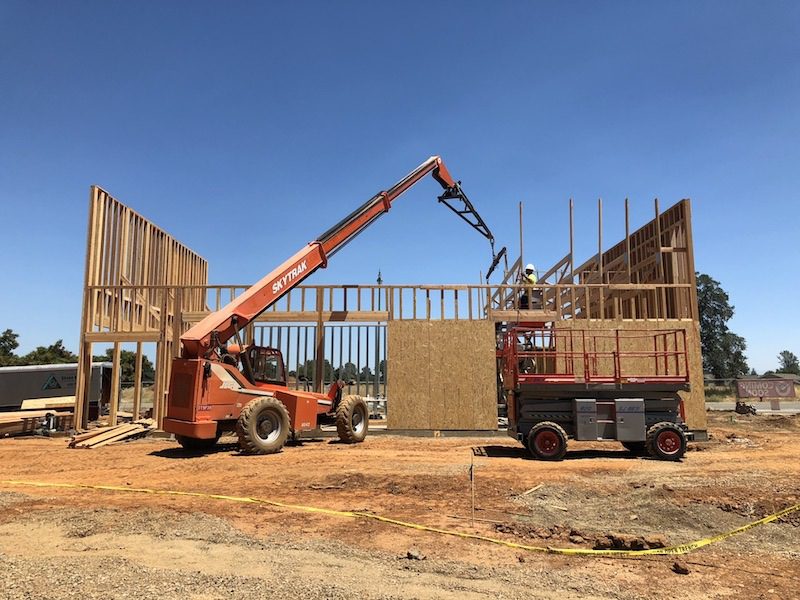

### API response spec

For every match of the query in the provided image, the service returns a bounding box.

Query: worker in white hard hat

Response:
[524,264,538,285]
[519,263,539,309]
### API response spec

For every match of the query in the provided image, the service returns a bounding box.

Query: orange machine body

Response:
[163,354,337,439]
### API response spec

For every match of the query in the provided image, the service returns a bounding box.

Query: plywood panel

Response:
[428,322,448,429]
[386,321,429,429]
[387,321,496,430]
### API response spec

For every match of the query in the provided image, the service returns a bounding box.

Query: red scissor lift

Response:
[499,326,691,460]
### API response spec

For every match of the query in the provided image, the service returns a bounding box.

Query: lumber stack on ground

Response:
[20,396,76,410]
[0,411,74,437]
[69,419,156,448]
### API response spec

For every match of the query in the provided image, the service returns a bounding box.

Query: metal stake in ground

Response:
[470,456,475,527]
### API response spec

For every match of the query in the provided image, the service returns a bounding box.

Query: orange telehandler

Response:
[163,156,502,454]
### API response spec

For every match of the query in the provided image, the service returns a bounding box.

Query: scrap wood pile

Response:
[0,410,73,437]
[69,419,156,449]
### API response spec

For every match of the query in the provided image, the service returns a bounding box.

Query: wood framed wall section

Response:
[73,190,702,431]
[74,186,207,429]
[571,199,697,321]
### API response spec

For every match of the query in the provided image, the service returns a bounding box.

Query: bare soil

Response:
[0,412,797,599]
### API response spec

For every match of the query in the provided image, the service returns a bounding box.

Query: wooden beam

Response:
[85,332,161,343]
[598,198,603,283]
[519,201,524,272]
[569,198,574,282]
[683,199,699,322]
[314,290,324,393]
[181,310,391,324]
[490,310,559,322]
[109,342,121,427]
[133,342,143,419]
[625,197,631,282]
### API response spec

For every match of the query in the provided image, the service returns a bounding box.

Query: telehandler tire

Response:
[237,397,290,455]
[336,395,369,443]
[175,434,219,451]
[646,422,687,461]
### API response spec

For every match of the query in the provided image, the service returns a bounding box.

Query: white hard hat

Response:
[525,263,535,271]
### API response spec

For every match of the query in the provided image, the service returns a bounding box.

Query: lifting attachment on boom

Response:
[437,181,507,281]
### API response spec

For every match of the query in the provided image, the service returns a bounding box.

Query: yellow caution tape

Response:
[1,479,797,557]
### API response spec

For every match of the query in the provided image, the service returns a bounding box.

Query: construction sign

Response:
[736,379,796,399]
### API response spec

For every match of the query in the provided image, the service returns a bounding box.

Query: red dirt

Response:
[0,412,797,598]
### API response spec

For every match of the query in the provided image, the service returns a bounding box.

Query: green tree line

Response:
[289,359,386,383]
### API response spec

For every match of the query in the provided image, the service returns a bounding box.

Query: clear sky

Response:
[1,1,798,372]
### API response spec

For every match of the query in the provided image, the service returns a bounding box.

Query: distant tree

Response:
[360,365,373,380]
[93,349,155,383]
[749,368,758,377]
[334,362,358,383]
[0,329,20,366]
[718,332,749,379]
[347,362,359,382]
[777,350,800,376]
[321,359,333,383]
[696,273,749,378]
[296,360,312,380]
[19,340,78,365]
[296,359,333,383]
[378,359,387,381]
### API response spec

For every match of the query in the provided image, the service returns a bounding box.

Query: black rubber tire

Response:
[646,422,687,461]
[621,441,647,455]
[336,395,369,443]
[527,421,568,461]
[236,397,290,455]
[175,434,219,451]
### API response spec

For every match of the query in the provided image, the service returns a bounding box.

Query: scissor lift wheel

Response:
[646,422,687,461]
[527,421,568,461]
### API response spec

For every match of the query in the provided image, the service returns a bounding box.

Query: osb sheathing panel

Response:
[387,321,497,430]
[554,320,707,430]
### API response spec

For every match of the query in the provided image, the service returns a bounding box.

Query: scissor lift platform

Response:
[500,327,691,461]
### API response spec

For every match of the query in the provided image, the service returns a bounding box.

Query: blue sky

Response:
[1,1,798,372]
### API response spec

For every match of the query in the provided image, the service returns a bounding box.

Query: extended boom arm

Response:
[181,156,499,358]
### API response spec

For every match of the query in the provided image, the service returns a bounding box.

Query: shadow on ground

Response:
[149,443,240,459]
[474,445,645,461]
[149,437,338,459]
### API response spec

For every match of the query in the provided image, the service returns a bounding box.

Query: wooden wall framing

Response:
[73,191,705,433]
[571,199,697,321]
[73,186,208,428]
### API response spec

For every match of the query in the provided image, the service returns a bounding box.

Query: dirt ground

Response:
[0,412,797,599]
